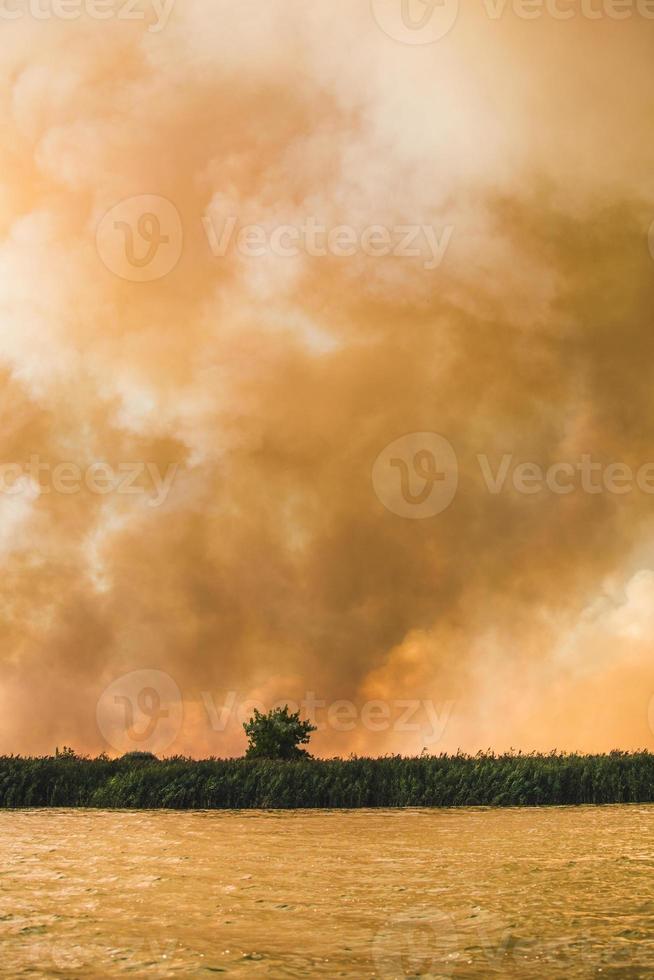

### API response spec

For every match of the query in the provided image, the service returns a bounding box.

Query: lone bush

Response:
[243,705,316,760]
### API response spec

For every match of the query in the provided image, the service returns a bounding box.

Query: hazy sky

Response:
[1,0,654,757]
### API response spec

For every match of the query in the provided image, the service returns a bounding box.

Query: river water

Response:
[1,806,653,977]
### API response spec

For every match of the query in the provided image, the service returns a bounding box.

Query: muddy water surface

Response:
[1,806,653,977]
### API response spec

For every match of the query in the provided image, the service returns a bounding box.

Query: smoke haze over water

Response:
[1,0,654,756]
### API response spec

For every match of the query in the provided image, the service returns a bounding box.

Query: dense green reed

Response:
[0,750,653,808]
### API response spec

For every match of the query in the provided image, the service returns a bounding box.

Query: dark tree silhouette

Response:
[243,705,316,760]
[119,751,160,766]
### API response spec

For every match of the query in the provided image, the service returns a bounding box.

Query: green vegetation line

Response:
[1,749,653,809]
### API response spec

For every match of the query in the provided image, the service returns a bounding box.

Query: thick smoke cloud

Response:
[0,1,653,756]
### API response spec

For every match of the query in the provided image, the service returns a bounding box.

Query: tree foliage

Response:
[243,705,316,760]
